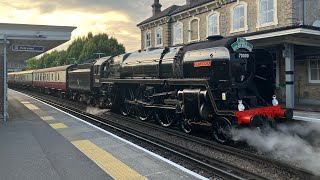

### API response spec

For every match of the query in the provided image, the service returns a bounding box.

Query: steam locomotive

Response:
[8,36,293,143]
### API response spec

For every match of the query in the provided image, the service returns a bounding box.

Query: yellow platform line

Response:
[72,140,147,180]
[24,104,39,110]
[41,116,55,121]
[21,101,30,104]
[50,123,68,129]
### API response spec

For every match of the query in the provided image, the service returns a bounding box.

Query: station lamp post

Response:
[3,35,7,121]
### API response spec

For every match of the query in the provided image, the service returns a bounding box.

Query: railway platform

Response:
[1,89,206,180]
[294,110,320,123]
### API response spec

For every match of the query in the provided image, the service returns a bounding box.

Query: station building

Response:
[137,0,320,109]
[0,23,76,120]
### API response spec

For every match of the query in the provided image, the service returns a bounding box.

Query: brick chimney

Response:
[152,0,162,16]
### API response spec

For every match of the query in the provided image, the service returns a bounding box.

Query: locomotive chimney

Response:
[152,0,162,16]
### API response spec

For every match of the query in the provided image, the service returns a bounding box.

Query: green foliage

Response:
[25,32,126,70]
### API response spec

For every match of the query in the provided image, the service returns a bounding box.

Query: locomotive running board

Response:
[101,78,210,86]
[125,100,176,110]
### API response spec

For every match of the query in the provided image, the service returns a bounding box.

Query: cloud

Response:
[0,0,187,52]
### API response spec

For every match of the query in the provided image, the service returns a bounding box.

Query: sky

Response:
[0,0,186,52]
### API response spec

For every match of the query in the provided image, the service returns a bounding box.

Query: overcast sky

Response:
[0,0,186,52]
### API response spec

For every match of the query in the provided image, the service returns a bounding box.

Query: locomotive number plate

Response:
[236,53,250,59]
[194,61,212,67]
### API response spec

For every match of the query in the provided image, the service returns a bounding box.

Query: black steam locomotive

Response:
[9,36,293,143]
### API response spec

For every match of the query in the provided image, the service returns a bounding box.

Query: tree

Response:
[25,32,126,70]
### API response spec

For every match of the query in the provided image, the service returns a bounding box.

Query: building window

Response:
[207,12,220,36]
[230,2,248,33]
[174,22,183,45]
[189,17,200,42]
[309,60,320,83]
[233,5,244,30]
[145,31,151,48]
[155,27,163,46]
[258,0,276,25]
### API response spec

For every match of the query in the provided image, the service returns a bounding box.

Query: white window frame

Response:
[207,11,220,37]
[173,22,183,45]
[230,1,248,34]
[256,0,278,29]
[155,27,163,47]
[145,30,151,48]
[309,60,320,83]
[188,17,200,43]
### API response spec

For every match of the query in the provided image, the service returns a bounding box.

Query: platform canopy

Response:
[0,23,76,71]
[0,23,76,121]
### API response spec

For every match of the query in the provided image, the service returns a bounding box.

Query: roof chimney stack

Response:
[152,0,162,16]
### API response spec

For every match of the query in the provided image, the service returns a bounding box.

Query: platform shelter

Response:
[0,23,76,121]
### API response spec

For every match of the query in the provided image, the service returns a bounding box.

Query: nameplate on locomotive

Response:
[231,37,253,52]
[194,61,212,67]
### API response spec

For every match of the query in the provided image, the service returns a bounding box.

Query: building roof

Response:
[137,5,180,26]
[172,0,214,15]
[138,0,214,26]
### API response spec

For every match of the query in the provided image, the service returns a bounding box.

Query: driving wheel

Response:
[212,117,232,144]
[155,109,177,127]
[119,88,134,116]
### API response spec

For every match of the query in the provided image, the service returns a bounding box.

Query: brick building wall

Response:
[139,0,308,49]
[139,0,320,105]
[305,0,320,25]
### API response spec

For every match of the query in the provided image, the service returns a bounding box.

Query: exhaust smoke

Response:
[86,106,108,116]
[232,123,320,174]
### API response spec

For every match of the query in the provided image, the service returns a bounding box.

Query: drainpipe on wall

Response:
[303,0,306,25]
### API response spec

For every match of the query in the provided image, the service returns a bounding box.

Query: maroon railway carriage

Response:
[33,65,75,93]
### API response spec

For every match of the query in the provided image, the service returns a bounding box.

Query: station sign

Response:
[12,45,44,53]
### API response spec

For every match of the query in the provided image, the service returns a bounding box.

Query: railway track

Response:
[16,89,319,180]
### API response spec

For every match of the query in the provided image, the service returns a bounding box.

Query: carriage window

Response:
[52,74,54,81]
[103,66,108,77]
[97,65,101,75]
[58,73,60,81]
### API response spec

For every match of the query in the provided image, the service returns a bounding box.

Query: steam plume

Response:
[232,123,320,174]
